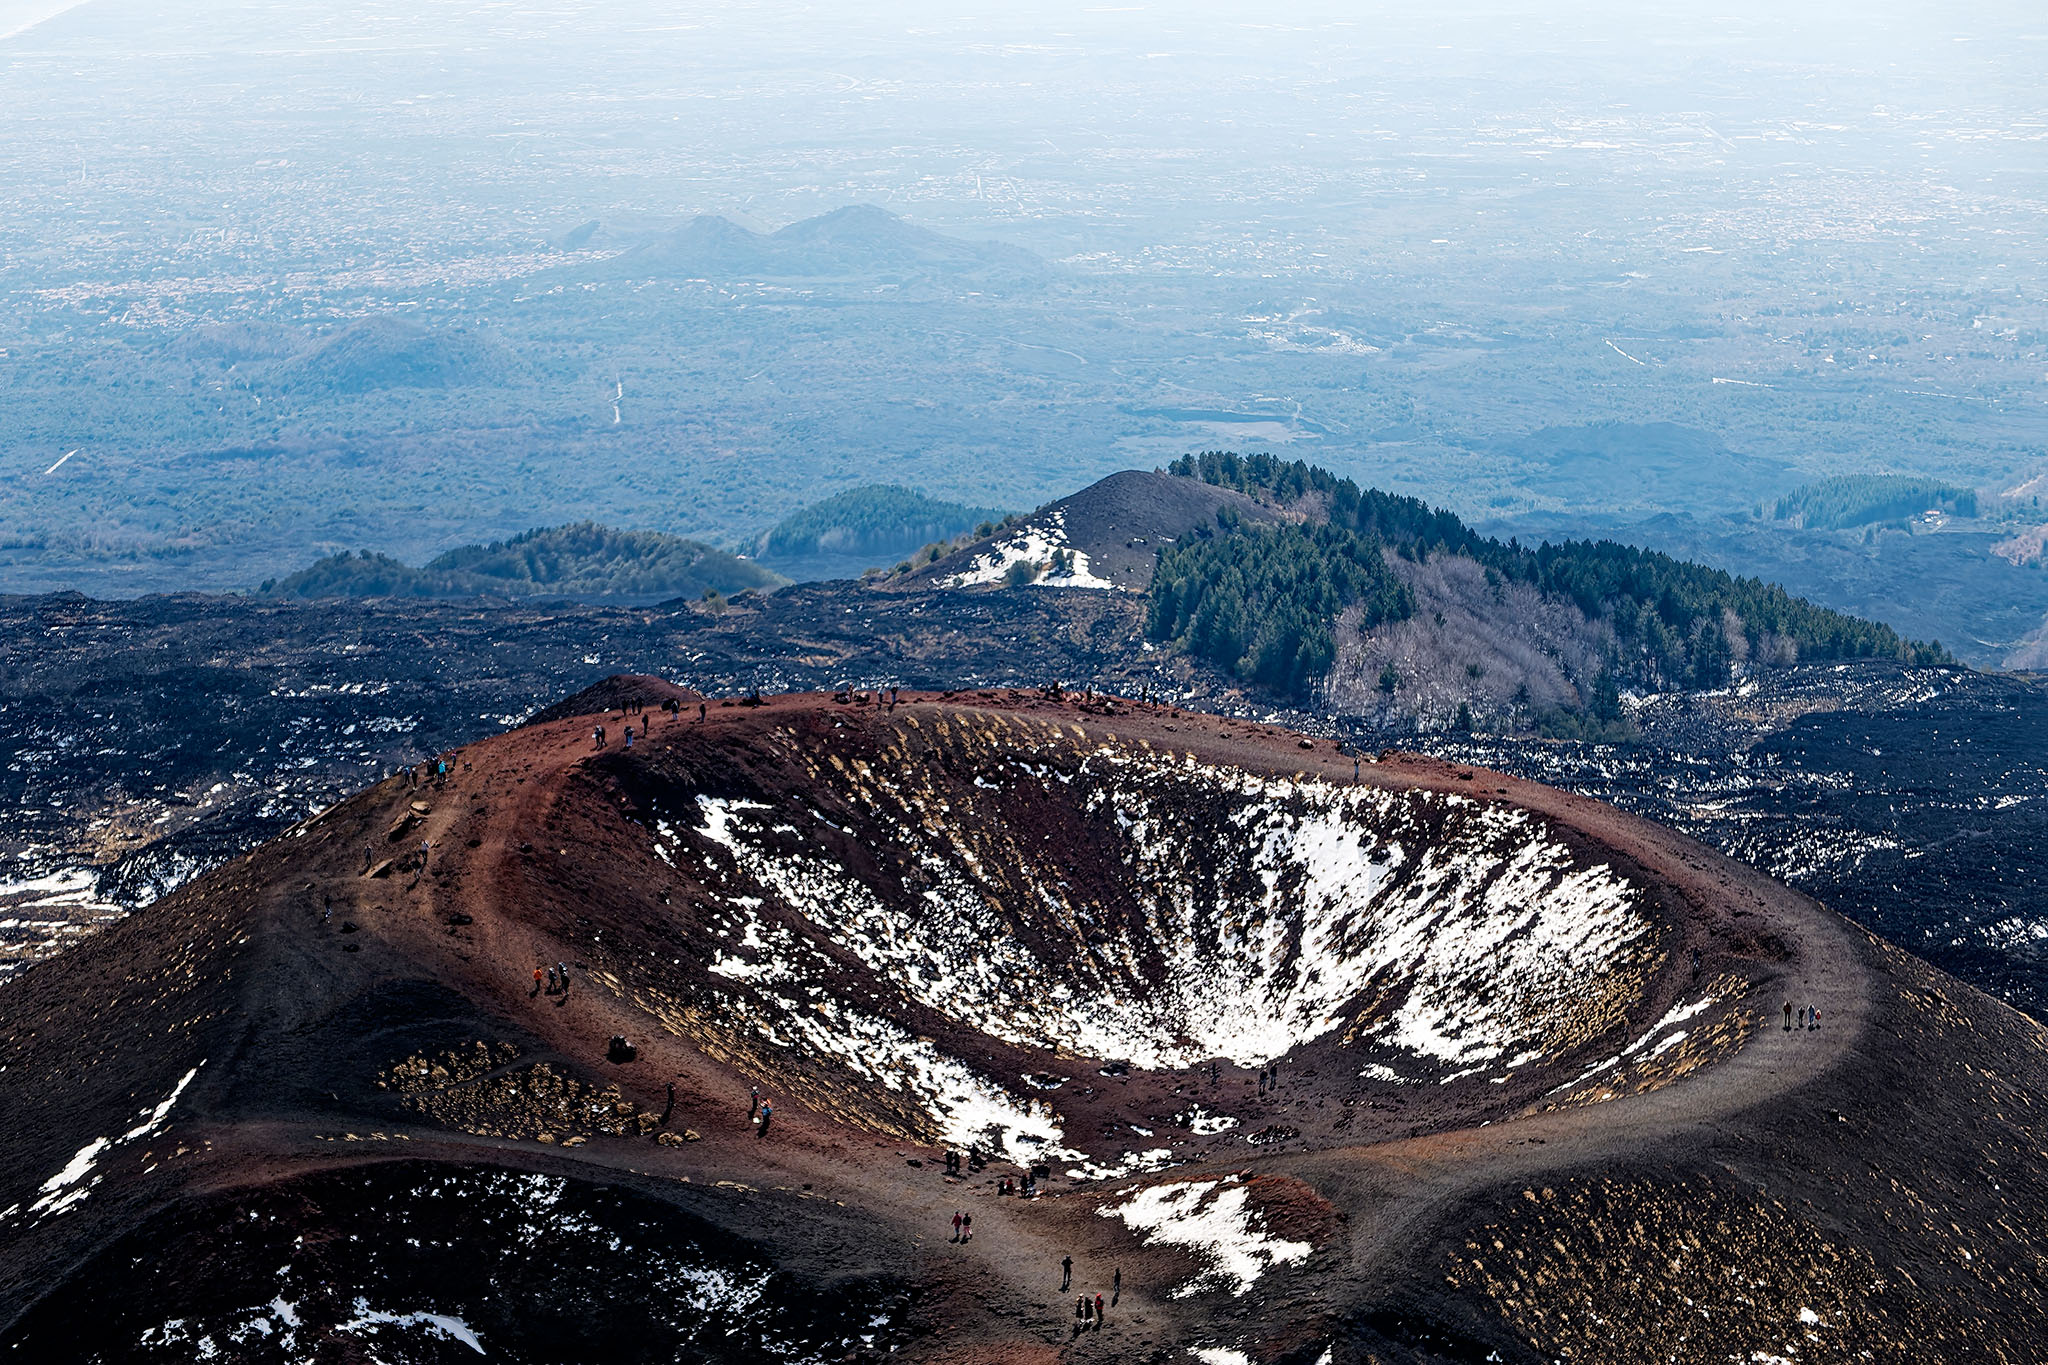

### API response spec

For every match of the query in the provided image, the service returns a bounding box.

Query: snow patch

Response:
[934,511,1117,590]
[340,1301,484,1355]
[7,1063,203,1223]
[1101,1175,1311,1296]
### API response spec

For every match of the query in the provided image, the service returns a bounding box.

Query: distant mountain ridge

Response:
[262,523,784,602]
[576,205,1048,283]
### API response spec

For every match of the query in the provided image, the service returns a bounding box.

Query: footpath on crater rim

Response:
[1,681,2045,1363]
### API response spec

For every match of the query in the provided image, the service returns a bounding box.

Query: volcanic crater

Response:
[605,696,1722,1169]
[5,682,2048,1364]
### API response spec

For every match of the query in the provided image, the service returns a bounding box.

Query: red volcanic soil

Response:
[2,687,2047,1363]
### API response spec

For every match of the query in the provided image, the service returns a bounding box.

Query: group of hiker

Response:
[1784,1001,1822,1031]
[748,1085,774,1136]
[403,757,454,790]
[592,697,709,749]
[1055,1257,1120,1334]
[934,1146,1047,1199]
[833,684,905,709]
[531,961,571,997]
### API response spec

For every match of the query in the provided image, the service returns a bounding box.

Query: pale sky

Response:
[0,0,89,42]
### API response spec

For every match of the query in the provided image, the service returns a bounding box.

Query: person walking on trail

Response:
[1812,1006,1822,1030]
[757,1101,773,1137]
[698,701,707,724]
[1784,1001,1794,1031]
[546,966,558,994]
[532,966,544,997]
[1060,1256,1072,1290]
[558,962,569,994]
[749,1085,761,1119]
[661,1080,675,1126]
[952,1211,963,1242]
[1112,1267,1121,1304]
[1094,1293,1104,1326]
[961,1212,973,1242]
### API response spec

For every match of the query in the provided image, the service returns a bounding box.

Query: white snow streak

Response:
[1102,1175,1311,1296]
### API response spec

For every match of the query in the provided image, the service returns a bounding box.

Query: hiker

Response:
[697,701,707,723]
[1210,1059,1219,1085]
[625,729,635,749]
[1061,1256,1072,1290]
[532,966,544,996]
[952,1211,963,1242]
[749,1085,761,1119]
[661,1080,675,1126]
[757,1101,772,1137]
[1074,1297,1085,1323]
[1094,1293,1104,1325]
[1812,1006,1822,1030]
[1691,947,1702,981]
[593,725,604,749]
[961,1212,972,1242]
[558,961,569,994]
[1112,1267,1121,1303]
[546,966,558,994]
[1783,1001,1793,1031]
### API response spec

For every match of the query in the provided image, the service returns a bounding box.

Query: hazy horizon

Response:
[0,0,2041,657]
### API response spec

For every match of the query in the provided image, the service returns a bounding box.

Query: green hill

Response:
[1157,452,1950,701]
[753,485,1002,565]
[1768,475,1977,530]
[263,523,785,602]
